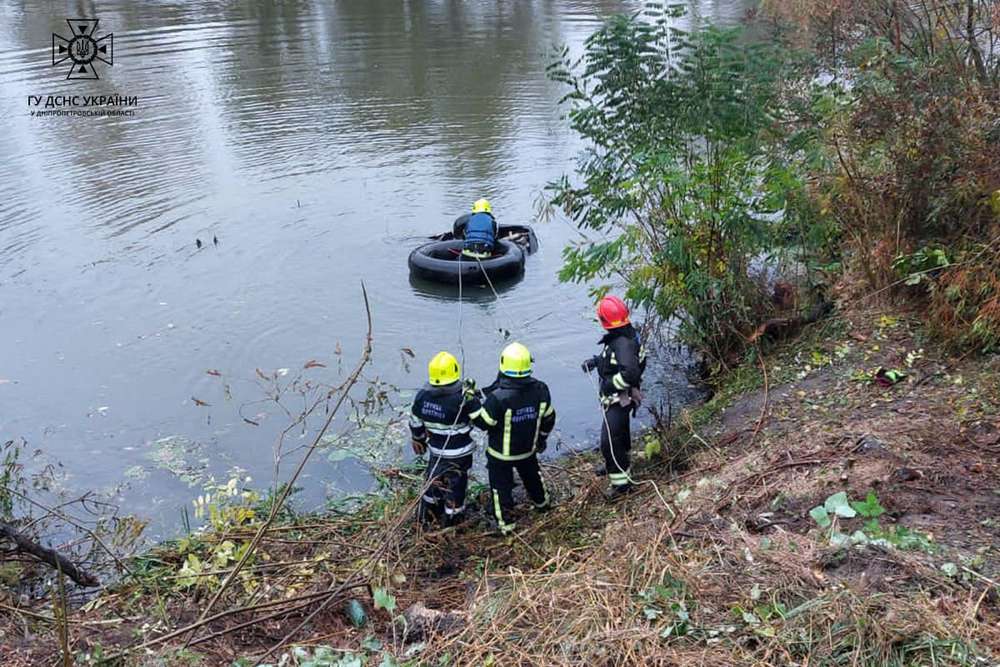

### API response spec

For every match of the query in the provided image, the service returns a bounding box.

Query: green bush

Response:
[766,0,1000,349]
[547,11,821,368]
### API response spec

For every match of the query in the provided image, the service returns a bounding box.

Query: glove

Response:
[628,388,644,417]
[411,439,427,456]
[581,358,597,373]
[536,436,548,454]
[462,378,478,401]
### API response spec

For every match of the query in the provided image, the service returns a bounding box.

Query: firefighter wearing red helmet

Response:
[582,295,646,498]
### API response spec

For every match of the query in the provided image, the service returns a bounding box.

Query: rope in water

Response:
[457,250,465,371]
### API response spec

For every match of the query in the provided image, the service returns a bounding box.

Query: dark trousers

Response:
[600,403,632,487]
[486,454,549,534]
[418,454,472,527]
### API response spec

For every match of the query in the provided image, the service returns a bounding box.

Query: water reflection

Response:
[0,0,740,534]
[408,274,524,302]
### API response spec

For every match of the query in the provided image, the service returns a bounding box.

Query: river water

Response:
[0,1,745,536]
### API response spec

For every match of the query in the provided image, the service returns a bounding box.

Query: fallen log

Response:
[0,521,99,587]
[749,299,834,343]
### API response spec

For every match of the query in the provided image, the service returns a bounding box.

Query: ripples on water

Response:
[0,0,743,534]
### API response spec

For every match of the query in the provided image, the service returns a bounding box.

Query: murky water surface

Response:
[0,1,746,536]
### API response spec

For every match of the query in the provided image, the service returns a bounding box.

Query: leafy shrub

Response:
[766,0,1000,348]
[926,237,1000,351]
[547,10,822,368]
[809,490,935,553]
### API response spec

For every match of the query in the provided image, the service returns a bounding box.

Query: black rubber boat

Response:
[408,239,525,286]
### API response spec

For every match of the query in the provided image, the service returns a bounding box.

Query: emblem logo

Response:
[52,19,113,80]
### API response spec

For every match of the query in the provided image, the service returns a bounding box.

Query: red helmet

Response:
[597,295,630,329]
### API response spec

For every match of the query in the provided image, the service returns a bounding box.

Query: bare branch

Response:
[0,522,98,587]
[182,283,375,644]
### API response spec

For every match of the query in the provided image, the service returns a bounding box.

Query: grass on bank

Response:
[3,307,998,666]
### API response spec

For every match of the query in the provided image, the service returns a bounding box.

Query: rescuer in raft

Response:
[409,351,481,527]
[470,342,556,535]
[582,296,647,498]
[452,198,499,259]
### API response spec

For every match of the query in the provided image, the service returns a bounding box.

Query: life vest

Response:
[464,212,496,250]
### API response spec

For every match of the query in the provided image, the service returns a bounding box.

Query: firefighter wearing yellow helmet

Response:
[471,342,556,535]
[409,351,481,527]
[452,198,499,259]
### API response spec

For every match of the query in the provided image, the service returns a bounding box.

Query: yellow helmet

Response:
[499,342,532,377]
[471,198,492,214]
[428,351,461,386]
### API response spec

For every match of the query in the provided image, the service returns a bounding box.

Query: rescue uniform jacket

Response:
[471,374,555,461]
[589,324,647,405]
[409,382,481,458]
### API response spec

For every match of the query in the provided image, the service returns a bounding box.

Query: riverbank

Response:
[3,303,998,665]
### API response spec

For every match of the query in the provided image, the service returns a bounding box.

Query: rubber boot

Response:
[603,483,635,501]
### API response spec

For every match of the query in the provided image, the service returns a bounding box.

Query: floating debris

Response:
[148,436,209,487]
[123,465,148,481]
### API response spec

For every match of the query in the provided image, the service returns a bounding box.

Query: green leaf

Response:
[829,531,850,547]
[850,491,886,518]
[644,438,662,459]
[344,599,367,628]
[373,588,397,614]
[378,653,400,667]
[313,646,338,664]
[361,636,383,652]
[824,492,857,518]
[809,505,831,528]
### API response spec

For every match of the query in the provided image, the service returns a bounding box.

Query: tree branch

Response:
[184,283,374,641]
[0,522,99,587]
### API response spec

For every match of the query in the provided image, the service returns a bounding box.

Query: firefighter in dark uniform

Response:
[582,296,646,498]
[409,351,481,527]
[471,342,556,535]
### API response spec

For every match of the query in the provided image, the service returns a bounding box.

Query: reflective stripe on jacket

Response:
[471,374,555,461]
[588,325,646,405]
[409,382,481,458]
